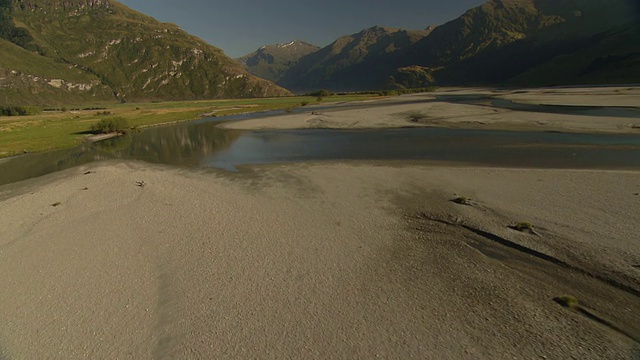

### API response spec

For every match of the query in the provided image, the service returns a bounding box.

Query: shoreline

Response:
[0,160,638,358]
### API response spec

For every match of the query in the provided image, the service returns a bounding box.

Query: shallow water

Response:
[436,95,640,118]
[1,121,639,186]
[208,128,640,171]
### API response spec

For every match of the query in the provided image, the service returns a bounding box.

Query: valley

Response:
[0,0,639,358]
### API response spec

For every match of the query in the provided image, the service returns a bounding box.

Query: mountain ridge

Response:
[0,0,290,106]
[273,0,640,92]
[236,40,320,82]
[277,25,433,92]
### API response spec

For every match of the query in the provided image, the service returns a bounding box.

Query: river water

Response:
[1,98,639,186]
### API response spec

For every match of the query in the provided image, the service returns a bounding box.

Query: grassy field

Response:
[0,94,377,157]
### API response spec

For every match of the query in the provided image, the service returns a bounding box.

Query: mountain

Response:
[278,0,639,92]
[236,40,320,82]
[277,26,433,93]
[0,0,290,106]
[510,21,640,86]
[404,0,640,86]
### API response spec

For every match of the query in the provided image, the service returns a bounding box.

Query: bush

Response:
[509,222,537,234]
[553,295,579,308]
[301,101,309,106]
[512,222,534,231]
[0,106,41,116]
[90,117,130,134]
[306,89,333,97]
[377,87,437,96]
[406,111,427,122]
[451,196,473,205]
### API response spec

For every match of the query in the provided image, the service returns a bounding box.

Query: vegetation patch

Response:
[451,196,474,206]
[90,117,129,134]
[406,111,428,123]
[554,295,640,343]
[0,106,41,116]
[0,0,42,53]
[553,295,580,309]
[378,87,437,96]
[509,222,537,234]
[306,89,333,97]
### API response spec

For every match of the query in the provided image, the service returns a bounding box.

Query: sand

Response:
[1,161,639,359]
[221,86,640,133]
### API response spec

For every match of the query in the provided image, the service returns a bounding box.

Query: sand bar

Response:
[221,87,640,133]
[1,161,639,358]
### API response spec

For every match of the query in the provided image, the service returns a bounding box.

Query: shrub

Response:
[553,295,579,308]
[0,106,25,116]
[377,87,437,96]
[306,89,333,97]
[509,222,537,234]
[513,222,534,231]
[301,101,309,106]
[406,111,427,122]
[90,117,130,134]
[451,196,473,205]
[0,106,41,116]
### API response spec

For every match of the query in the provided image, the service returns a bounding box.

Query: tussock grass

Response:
[509,222,537,235]
[406,111,427,122]
[451,196,474,206]
[554,295,580,308]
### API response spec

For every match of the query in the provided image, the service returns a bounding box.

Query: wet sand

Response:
[0,161,639,359]
[221,86,640,134]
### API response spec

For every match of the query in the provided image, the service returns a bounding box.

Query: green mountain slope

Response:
[279,0,639,91]
[1,0,290,106]
[236,40,320,82]
[0,38,114,105]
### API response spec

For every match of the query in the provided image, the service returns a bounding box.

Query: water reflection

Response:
[121,122,240,166]
[0,122,240,185]
[208,128,640,171]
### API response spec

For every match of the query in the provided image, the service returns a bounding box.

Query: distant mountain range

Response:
[1,0,638,105]
[0,0,290,106]
[236,40,320,83]
[240,0,640,93]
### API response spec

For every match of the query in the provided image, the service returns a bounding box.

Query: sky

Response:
[117,0,486,58]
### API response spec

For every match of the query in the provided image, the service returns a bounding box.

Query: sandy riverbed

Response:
[221,86,640,134]
[0,161,638,359]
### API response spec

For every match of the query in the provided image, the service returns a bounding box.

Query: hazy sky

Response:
[118,0,486,58]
